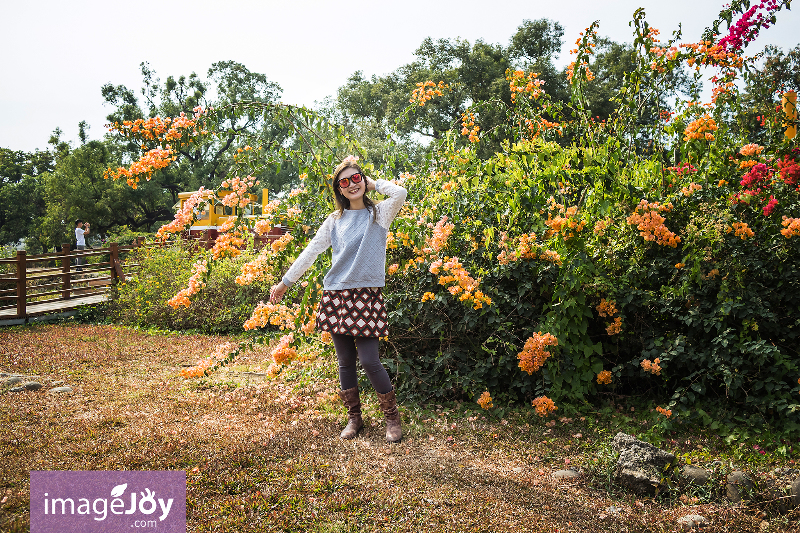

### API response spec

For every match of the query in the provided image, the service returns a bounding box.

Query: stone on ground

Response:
[677,514,708,529]
[726,471,754,502]
[611,432,675,495]
[682,465,711,485]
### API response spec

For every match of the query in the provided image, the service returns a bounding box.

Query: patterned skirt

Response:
[316,287,389,338]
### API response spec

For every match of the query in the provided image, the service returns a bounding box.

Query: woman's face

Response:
[337,167,365,202]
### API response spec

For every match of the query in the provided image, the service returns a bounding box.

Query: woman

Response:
[270,157,407,442]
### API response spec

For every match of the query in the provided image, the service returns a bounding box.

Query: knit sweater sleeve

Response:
[281,213,335,287]
[374,179,408,229]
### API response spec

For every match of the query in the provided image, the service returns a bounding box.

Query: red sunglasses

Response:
[337,173,363,189]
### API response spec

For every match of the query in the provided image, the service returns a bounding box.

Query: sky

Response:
[2,0,798,153]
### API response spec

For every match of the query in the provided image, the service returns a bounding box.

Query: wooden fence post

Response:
[110,242,125,283]
[110,242,118,284]
[61,243,71,299]
[16,250,26,318]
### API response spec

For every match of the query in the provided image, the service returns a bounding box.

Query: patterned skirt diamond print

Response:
[316,288,388,337]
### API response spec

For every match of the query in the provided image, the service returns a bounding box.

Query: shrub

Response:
[110,244,273,333]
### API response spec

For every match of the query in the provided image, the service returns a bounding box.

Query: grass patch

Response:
[1,324,798,532]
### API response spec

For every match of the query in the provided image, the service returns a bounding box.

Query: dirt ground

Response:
[1,324,796,532]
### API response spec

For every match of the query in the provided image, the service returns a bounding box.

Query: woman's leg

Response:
[354,337,401,442]
[331,333,362,439]
[331,333,359,390]
[353,337,393,394]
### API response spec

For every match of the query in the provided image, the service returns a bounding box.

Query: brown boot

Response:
[338,387,363,439]
[376,389,402,443]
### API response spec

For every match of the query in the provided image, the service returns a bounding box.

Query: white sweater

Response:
[281,179,407,290]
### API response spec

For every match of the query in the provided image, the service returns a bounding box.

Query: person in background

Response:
[75,219,90,271]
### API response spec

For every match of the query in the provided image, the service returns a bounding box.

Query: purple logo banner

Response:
[30,470,186,533]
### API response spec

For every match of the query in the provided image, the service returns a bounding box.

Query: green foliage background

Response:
[110,245,273,333]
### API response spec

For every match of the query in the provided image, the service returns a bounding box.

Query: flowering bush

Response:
[108,0,800,430]
[110,245,274,333]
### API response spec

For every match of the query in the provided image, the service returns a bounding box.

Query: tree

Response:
[335,19,566,158]
[39,139,179,244]
[740,44,800,143]
[102,61,296,196]
[0,147,54,250]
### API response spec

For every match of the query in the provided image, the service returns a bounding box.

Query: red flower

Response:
[740,163,771,188]
[763,195,778,216]
[777,156,800,186]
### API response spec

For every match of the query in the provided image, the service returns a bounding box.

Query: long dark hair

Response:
[332,160,377,222]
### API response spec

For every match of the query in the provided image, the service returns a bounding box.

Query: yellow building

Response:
[174,189,284,246]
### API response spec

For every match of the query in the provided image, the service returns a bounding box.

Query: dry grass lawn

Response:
[1,324,797,532]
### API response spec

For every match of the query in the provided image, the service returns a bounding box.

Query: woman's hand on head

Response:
[270,282,288,303]
[365,176,376,192]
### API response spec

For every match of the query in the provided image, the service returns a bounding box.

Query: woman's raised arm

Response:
[374,179,408,229]
[270,213,335,302]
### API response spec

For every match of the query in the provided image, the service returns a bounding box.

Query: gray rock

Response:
[48,386,73,394]
[3,376,23,386]
[9,386,25,392]
[611,432,675,495]
[677,514,708,529]
[792,475,800,508]
[682,465,712,485]
[22,382,43,391]
[553,469,581,480]
[51,380,64,386]
[726,471,754,502]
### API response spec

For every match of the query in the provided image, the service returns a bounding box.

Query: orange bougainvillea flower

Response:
[597,298,622,334]
[729,221,755,240]
[683,114,718,142]
[781,217,800,238]
[167,259,208,309]
[271,334,297,365]
[156,187,208,240]
[606,317,622,335]
[656,406,672,418]
[680,183,703,196]
[461,111,480,143]
[641,358,662,375]
[243,301,300,331]
[596,298,617,318]
[739,143,764,157]
[180,342,235,378]
[597,370,613,385]
[531,396,558,417]
[478,391,494,409]
[506,69,545,103]
[409,80,449,106]
[626,200,680,247]
[517,332,558,374]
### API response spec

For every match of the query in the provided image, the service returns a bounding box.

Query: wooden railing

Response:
[0,238,149,320]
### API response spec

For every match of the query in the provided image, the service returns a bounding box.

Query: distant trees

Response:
[102,61,295,197]
[7,26,784,252]
[0,147,50,252]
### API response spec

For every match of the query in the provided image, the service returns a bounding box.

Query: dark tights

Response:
[331,333,393,394]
